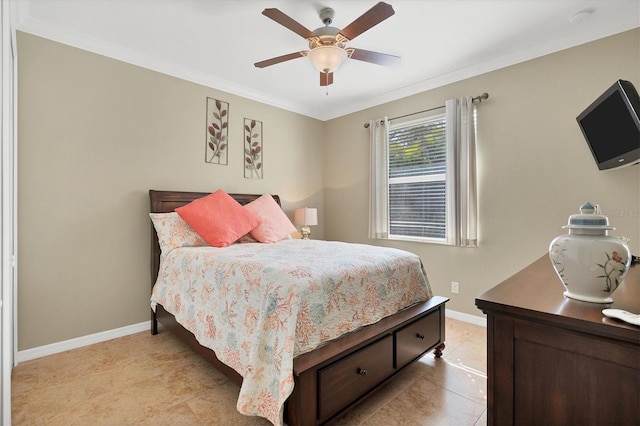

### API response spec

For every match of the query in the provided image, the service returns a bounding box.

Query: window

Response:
[388,114,447,241]
[369,97,478,247]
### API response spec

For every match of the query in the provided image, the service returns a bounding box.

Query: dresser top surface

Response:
[476,255,640,341]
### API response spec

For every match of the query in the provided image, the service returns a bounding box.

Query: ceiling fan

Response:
[254,2,400,87]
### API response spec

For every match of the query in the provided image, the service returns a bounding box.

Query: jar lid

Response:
[563,202,614,230]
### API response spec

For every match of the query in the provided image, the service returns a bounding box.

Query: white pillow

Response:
[149,212,208,258]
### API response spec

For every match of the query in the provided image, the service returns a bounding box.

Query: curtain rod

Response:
[363,92,489,128]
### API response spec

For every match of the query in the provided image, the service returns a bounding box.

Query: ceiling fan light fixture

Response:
[257,3,397,86]
[307,45,348,73]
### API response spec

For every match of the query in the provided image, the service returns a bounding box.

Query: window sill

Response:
[385,235,450,245]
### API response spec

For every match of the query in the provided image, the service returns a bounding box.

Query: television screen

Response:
[577,79,640,170]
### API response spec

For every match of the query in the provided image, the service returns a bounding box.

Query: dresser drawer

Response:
[395,311,440,369]
[318,334,394,422]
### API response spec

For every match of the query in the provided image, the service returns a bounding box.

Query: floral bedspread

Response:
[150,239,432,425]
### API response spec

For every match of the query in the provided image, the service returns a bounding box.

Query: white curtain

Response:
[445,97,478,247]
[368,117,389,239]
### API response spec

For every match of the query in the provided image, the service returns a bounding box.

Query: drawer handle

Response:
[416,333,425,340]
[358,368,368,376]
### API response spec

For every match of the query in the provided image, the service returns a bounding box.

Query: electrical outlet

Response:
[451,281,459,294]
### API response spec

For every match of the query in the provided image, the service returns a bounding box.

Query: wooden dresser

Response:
[476,255,639,425]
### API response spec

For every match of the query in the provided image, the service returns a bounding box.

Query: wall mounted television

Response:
[576,79,640,170]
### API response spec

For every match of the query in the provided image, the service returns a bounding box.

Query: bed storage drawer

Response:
[395,310,440,369]
[318,334,394,421]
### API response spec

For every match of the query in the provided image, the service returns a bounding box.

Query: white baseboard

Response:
[446,309,487,327]
[16,309,485,363]
[16,321,150,363]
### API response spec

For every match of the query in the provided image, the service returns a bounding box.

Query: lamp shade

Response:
[307,45,348,73]
[294,208,318,226]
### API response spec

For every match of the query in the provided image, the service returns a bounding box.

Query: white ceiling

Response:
[15,0,640,121]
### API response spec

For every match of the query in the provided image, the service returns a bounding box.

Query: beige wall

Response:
[323,29,640,318]
[17,32,326,350]
[17,29,640,349]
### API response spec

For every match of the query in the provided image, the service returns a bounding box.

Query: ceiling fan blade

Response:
[262,8,316,39]
[254,51,307,68]
[338,2,395,41]
[320,72,334,86]
[350,48,401,66]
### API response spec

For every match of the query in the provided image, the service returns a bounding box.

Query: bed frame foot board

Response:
[288,296,448,425]
[149,297,447,426]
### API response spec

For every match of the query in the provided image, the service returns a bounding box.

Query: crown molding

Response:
[15,14,640,122]
[16,16,321,119]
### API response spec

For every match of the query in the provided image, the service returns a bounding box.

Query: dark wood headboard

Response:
[149,190,281,286]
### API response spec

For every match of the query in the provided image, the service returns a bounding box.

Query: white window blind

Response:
[388,114,447,241]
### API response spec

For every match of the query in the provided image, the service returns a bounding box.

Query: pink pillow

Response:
[175,190,260,247]
[244,194,296,243]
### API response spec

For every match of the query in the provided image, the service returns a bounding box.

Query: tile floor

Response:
[12,317,487,425]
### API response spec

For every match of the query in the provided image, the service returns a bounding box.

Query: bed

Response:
[149,189,448,425]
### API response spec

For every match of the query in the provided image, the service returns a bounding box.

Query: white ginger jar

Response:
[549,202,631,303]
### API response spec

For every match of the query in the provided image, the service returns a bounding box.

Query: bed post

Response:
[433,305,446,357]
[151,310,158,335]
[149,189,160,335]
